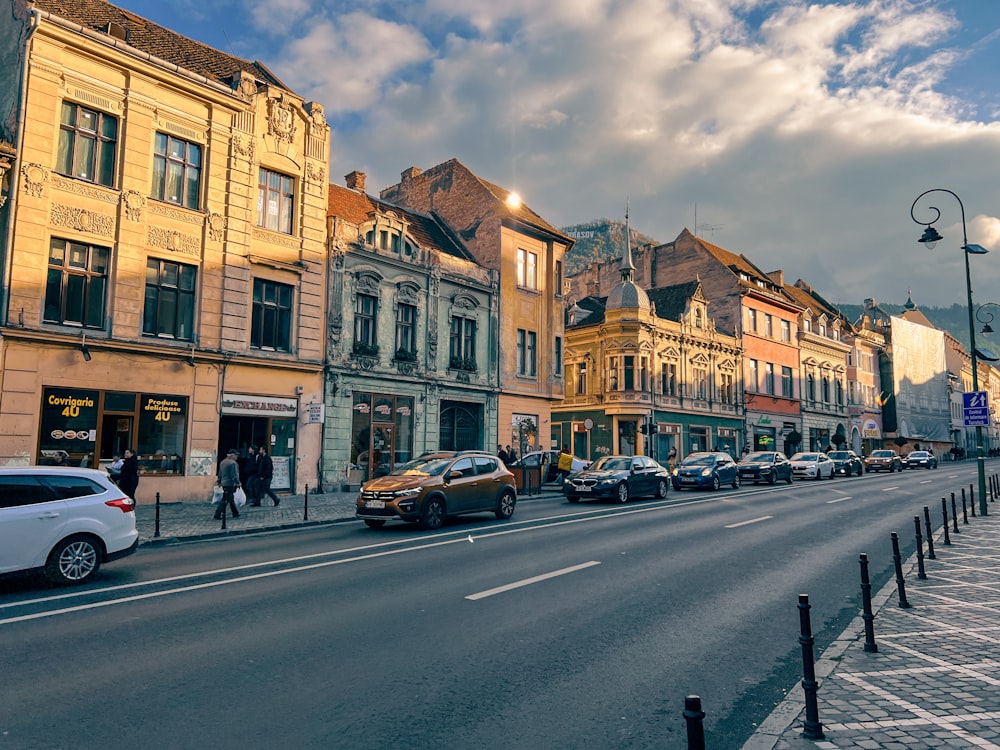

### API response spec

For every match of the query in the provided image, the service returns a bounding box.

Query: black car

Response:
[828,450,863,476]
[737,451,793,485]
[563,455,670,503]
[902,450,938,470]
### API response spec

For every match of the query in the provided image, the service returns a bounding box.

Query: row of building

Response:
[0,0,993,503]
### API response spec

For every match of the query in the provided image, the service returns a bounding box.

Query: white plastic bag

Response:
[234,486,247,508]
[211,486,224,505]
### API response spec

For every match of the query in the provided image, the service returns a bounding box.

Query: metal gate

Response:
[440,404,481,450]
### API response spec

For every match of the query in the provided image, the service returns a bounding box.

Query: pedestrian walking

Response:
[257,445,281,506]
[214,448,241,519]
[556,445,573,483]
[117,448,140,501]
[497,445,510,464]
[108,453,123,484]
[667,445,677,471]
[245,445,261,506]
[508,445,518,463]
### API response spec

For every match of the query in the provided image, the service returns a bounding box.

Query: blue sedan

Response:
[672,452,741,491]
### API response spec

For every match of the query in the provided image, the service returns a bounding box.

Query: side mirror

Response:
[448,469,464,480]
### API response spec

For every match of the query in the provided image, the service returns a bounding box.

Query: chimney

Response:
[344,170,366,192]
[767,270,784,287]
[400,167,422,182]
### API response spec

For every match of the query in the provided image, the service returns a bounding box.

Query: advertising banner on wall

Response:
[890,316,950,441]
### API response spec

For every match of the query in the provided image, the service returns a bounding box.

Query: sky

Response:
[115,0,1000,310]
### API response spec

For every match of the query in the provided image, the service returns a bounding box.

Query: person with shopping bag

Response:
[214,448,241,519]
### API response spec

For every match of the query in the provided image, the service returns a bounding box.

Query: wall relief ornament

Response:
[50,204,113,236]
[307,161,325,186]
[266,99,296,144]
[231,71,258,103]
[206,212,227,241]
[330,313,343,342]
[232,133,256,165]
[121,190,145,222]
[356,274,380,296]
[21,163,48,198]
[148,226,200,256]
[304,101,327,129]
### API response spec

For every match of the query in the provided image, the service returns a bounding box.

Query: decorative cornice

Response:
[148,200,204,225]
[148,225,201,257]
[50,203,114,236]
[50,174,119,204]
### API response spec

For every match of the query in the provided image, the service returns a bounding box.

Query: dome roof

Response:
[606,280,650,310]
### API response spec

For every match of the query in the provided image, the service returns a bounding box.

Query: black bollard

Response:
[923,506,936,560]
[683,695,706,750]
[859,554,878,653]
[941,499,951,546]
[952,493,961,532]
[960,491,968,525]
[914,516,927,580]
[798,594,825,740]
[154,491,161,538]
[969,485,976,517]
[303,483,309,521]
[891,532,911,608]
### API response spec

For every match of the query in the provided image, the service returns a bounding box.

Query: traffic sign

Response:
[963,391,990,427]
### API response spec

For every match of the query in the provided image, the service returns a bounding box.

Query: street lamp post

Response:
[910,188,989,516]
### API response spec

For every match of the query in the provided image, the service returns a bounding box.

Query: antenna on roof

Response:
[222,28,239,58]
[696,222,724,240]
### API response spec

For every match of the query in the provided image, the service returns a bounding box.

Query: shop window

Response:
[44,238,109,328]
[257,168,294,234]
[152,132,201,209]
[143,258,196,340]
[251,278,293,352]
[57,102,117,187]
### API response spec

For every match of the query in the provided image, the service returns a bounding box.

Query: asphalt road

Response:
[0,463,981,749]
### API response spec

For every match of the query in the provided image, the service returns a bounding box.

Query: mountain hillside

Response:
[561,221,979,351]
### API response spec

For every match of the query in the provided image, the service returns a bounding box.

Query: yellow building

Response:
[0,0,329,501]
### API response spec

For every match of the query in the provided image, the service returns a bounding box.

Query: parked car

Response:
[902,450,938,470]
[563,455,670,503]
[0,467,139,585]
[737,451,793,485]
[672,451,741,491]
[828,450,864,477]
[864,449,903,473]
[508,450,589,483]
[789,452,835,480]
[356,451,517,530]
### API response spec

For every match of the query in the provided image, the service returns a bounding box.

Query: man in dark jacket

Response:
[245,445,261,506]
[214,448,241,519]
[257,445,281,506]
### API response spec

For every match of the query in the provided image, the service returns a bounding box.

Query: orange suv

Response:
[356,451,517,530]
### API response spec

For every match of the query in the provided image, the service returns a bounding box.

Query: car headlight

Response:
[394,487,421,498]
[596,476,619,485]
[700,468,712,477]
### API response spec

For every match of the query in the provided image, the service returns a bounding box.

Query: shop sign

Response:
[40,387,98,453]
[141,395,184,423]
[862,418,881,438]
[306,402,324,424]
[221,393,297,416]
[271,456,290,490]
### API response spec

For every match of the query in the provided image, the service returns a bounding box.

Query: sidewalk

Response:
[745,509,1000,749]
[135,484,565,544]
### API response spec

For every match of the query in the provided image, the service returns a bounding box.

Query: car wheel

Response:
[767,472,777,485]
[363,519,386,529]
[732,474,741,489]
[786,471,793,484]
[655,479,668,498]
[711,475,721,491]
[815,470,822,480]
[420,497,446,530]
[45,535,102,585]
[495,489,516,519]
[617,483,630,503]
[567,495,580,503]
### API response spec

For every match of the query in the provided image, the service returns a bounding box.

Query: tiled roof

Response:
[566,296,607,327]
[32,0,288,92]
[646,280,703,322]
[327,183,476,262]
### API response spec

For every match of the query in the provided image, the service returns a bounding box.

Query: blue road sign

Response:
[964,391,990,427]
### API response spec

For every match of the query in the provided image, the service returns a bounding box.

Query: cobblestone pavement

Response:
[135,485,564,544]
[745,509,1000,749]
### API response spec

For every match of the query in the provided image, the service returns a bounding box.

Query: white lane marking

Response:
[919,480,933,484]
[883,486,899,491]
[465,561,601,601]
[725,515,772,529]
[827,496,852,504]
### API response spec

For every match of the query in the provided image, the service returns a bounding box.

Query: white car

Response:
[0,467,139,584]
[789,452,835,480]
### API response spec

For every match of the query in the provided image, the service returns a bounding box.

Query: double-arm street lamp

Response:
[910,188,989,515]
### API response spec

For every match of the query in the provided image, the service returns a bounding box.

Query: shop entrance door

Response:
[371,424,394,478]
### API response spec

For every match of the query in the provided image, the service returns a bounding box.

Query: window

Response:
[608,356,619,390]
[693,367,708,400]
[624,356,635,390]
[781,366,794,398]
[143,259,196,340]
[517,249,538,290]
[449,316,476,368]
[764,314,773,337]
[661,362,677,396]
[765,362,775,395]
[44,238,109,328]
[152,133,201,209]
[577,362,588,395]
[57,102,117,187]
[257,168,294,234]
[516,329,537,376]
[748,359,758,391]
[554,336,563,375]
[395,303,416,357]
[251,278,293,351]
[807,373,816,401]
[835,380,844,406]
[748,309,758,333]
[822,376,830,403]
[354,294,378,350]
[720,372,734,404]
[555,260,563,296]
[781,319,791,341]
